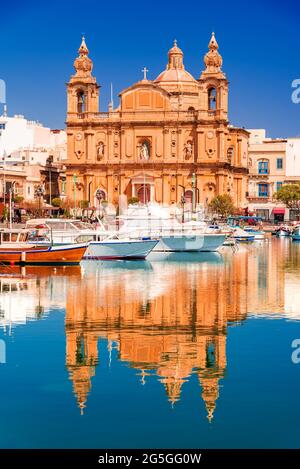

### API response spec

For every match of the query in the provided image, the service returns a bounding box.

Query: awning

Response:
[272,208,285,214]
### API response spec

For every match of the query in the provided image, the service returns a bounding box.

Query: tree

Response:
[128,197,139,205]
[79,200,89,209]
[209,194,235,218]
[13,195,24,204]
[274,183,300,219]
[51,197,62,207]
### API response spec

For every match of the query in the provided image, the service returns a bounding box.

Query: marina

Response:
[0,0,299,457]
[0,237,300,448]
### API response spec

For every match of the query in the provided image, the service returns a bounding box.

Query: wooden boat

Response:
[0,229,88,265]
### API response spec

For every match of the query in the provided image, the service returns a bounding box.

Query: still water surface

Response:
[0,238,300,448]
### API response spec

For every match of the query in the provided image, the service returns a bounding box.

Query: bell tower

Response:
[66,36,99,119]
[198,32,228,122]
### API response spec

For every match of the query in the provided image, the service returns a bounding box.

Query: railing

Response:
[68,110,203,122]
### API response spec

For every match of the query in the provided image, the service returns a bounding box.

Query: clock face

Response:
[207,131,214,139]
[75,132,83,141]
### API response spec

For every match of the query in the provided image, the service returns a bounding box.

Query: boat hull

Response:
[0,243,87,265]
[276,230,290,237]
[83,239,158,260]
[154,234,226,252]
[234,236,255,242]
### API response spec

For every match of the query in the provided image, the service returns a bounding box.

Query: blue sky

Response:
[0,0,299,137]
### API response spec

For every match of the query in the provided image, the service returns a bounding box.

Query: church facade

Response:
[65,34,249,208]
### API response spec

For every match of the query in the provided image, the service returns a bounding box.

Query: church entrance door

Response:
[184,190,193,204]
[137,185,151,204]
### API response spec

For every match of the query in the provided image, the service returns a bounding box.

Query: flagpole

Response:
[110,83,114,109]
[3,151,6,209]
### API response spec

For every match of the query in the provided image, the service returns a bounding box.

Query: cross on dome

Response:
[142,67,149,81]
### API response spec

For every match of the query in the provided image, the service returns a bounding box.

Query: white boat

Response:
[292,226,300,241]
[115,205,226,252]
[26,208,226,254]
[275,226,291,237]
[26,218,158,260]
[26,218,96,244]
[84,238,158,260]
[243,227,265,240]
[153,233,225,252]
[231,227,255,242]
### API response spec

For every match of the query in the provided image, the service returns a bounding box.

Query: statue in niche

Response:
[184,141,193,158]
[97,142,104,160]
[140,142,150,160]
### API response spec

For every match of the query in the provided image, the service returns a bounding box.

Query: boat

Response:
[116,206,226,252]
[26,212,226,253]
[275,225,291,237]
[292,225,300,241]
[230,227,255,242]
[0,228,87,265]
[26,218,159,260]
[83,237,159,260]
[26,218,96,244]
[243,227,265,240]
[226,215,264,241]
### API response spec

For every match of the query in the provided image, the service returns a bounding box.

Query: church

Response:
[65,33,249,208]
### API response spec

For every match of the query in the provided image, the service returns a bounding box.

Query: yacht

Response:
[26,218,158,260]
[115,205,226,252]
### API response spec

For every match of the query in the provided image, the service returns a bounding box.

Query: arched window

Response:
[188,106,195,113]
[227,147,234,163]
[208,87,217,111]
[77,90,85,114]
[258,159,269,175]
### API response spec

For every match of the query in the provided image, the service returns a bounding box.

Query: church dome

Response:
[154,40,197,85]
[155,68,196,83]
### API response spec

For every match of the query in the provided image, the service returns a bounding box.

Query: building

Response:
[247,129,287,222]
[248,130,300,222]
[0,112,67,207]
[65,34,249,209]
[286,137,300,181]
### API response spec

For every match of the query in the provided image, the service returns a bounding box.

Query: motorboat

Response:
[83,238,158,260]
[26,218,158,260]
[26,218,96,244]
[230,227,255,242]
[0,228,88,265]
[27,211,226,253]
[243,227,265,240]
[226,215,264,241]
[275,225,291,237]
[292,225,300,241]
[115,206,226,252]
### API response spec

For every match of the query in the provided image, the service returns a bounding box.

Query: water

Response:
[0,238,300,448]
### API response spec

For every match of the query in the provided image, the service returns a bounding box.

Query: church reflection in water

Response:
[0,240,294,421]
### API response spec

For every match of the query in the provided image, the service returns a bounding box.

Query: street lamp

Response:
[46,155,53,216]
[73,173,77,218]
[9,181,16,229]
[192,172,196,214]
[88,178,93,206]
[178,184,186,223]
[95,188,104,217]
[34,184,45,218]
